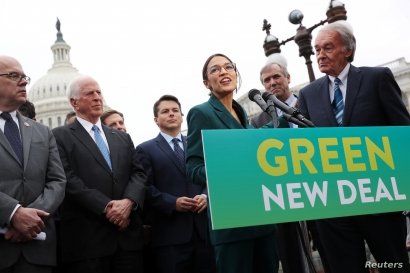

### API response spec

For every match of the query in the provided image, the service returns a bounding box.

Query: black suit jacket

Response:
[52,120,147,262]
[298,65,410,127]
[135,134,208,247]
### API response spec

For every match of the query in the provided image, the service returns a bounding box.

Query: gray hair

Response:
[67,75,97,100]
[259,62,289,84]
[319,21,356,62]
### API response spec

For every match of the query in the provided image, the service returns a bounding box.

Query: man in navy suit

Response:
[298,22,410,273]
[135,95,215,273]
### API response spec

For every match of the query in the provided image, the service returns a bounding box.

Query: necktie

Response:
[171,138,185,167]
[1,112,23,164]
[92,125,112,170]
[332,78,344,126]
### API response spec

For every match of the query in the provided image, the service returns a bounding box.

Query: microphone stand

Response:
[266,103,280,128]
[262,92,315,128]
[282,113,310,127]
[285,108,315,127]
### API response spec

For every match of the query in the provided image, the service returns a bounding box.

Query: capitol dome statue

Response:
[29,18,81,128]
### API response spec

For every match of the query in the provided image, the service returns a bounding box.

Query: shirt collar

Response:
[0,110,18,119]
[328,63,350,85]
[76,116,103,133]
[160,131,182,144]
[284,94,298,108]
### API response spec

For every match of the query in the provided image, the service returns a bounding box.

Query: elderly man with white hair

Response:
[298,21,410,273]
[52,75,147,273]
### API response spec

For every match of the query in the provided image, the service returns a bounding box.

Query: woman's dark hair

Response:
[201,53,241,91]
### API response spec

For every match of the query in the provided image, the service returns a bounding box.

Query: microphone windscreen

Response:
[261,91,271,101]
[248,89,261,101]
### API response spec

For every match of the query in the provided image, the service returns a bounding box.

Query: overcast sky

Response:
[1,0,409,144]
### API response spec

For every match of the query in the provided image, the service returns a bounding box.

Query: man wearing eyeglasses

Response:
[0,55,66,273]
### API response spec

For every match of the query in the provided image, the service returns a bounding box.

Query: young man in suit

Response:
[298,22,410,273]
[0,55,66,273]
[135,95,215,273]
[52,75,147,273]
[101,109,127,133]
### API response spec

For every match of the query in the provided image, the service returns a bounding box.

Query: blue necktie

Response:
[92,125,112,170]
[1,112,23,164]
[172,138,185,167]
[332,78,344,126]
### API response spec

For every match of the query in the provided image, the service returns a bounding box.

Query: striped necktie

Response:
[172,138,185,167]
[1,112,23,164]
[332,78,344,126]
[92,125,112,170]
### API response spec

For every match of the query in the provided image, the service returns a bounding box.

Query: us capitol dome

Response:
[28,19,81,128]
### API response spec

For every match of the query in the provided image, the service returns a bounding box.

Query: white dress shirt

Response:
[160,131,184,151]
[76,116,110,151]
[0,110,22,223]
[328,63,350,104]
[0,110,20,132]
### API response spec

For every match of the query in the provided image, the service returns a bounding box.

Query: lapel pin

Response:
[24,122,30,127]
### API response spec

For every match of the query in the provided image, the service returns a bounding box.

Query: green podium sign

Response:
[202,126,410,230]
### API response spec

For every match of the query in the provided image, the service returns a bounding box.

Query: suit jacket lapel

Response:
[156,134,185,174]
[319,77,339,126]
[18,113,32,170]
[343,65,362,126]
[70,120,111,173]
[208,95,245,129]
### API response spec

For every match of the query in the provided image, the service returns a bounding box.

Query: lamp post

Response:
[262,0,347,82]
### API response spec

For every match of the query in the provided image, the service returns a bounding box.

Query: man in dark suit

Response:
[251,60,311,273]
[135,95,215,273]
[52,75,147,273]
[251,61,297,129]
[101,109,127,133]
[298,22,410,273]
[0,55,66,273]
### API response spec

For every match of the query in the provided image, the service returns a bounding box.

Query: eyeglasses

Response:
[0,72,31,84]
[208,63,236,75]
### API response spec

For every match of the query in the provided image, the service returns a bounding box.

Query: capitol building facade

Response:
[28,21,81,128]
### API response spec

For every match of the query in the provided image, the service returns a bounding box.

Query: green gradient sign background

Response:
[202,126,410,230]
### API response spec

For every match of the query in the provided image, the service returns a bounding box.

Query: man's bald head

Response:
[0,55,28,111]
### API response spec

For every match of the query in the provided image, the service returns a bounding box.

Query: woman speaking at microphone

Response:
[186,53,278,273]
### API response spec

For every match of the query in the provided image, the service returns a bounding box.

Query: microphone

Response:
[261,93,308,127]
[248,89,279,127]
[282,113,312,127]
[262,92,315,127]
[248,89,267,111]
